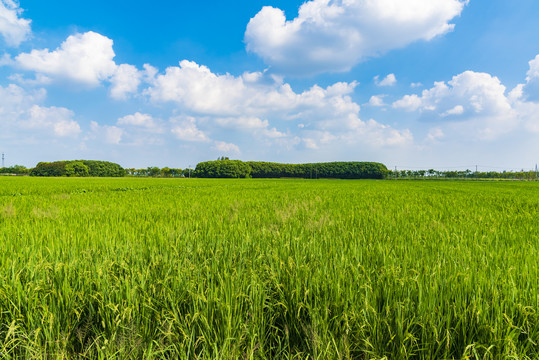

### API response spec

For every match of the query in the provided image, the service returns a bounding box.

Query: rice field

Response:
[0,177,538,359]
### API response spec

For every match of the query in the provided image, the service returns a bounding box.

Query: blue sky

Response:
[1,0,539,170]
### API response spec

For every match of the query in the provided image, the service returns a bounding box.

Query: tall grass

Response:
[0,177,538,359]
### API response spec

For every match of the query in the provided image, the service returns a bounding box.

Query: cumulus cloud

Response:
[170,116,210,142]
[375,74,397,87]
[145,60,362,119]
[110,64,142,99]
[16,32,117,85]
[15,31,143,98]
[0,0,31,46]
[514,100,539,134]
[426,127,445,142]
[0,52,13,65]
[215,116,287,138]
[90,121,123,144]
[0,83,81,137]
[117,112,157,128]
[214,141,240,154]
[145,60,412,150]
[504,55,539,133]
[368,95,386,107]
[393,71,518,140]
[25,105,81,136]
[245,0,467,75]
[0,83,45,109]
[104,126,123,144]
[521,54,539,102]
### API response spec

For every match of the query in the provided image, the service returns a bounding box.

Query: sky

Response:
[1,0,539,171]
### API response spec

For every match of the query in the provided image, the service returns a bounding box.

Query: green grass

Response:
[0,177,538,359]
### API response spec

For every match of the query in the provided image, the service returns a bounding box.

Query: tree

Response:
[161,167,172,177]
[65,162,89,177]
[147,167,160,176]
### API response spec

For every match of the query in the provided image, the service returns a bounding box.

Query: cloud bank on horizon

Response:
[0,0,538,169]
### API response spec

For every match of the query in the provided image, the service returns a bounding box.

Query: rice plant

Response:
[0,177,538,359]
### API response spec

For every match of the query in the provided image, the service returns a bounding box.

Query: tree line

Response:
[194,160,389,179]
[29,160,125,177]
[388,169,539,180]
[2,160,537,180]
[0,165,29,175]
[126,167,186,177]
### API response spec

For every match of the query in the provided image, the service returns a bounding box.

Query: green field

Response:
[0,177,538,359]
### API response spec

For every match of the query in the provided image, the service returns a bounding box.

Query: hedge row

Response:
[30,160,125,177]
[195,160,388,179]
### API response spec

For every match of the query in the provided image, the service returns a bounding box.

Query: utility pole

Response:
[1,153,4,168]
[535,164,538,180]
[188,165,192,178]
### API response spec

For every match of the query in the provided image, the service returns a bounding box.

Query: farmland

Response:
[0,177,538,359]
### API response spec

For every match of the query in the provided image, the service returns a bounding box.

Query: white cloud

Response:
[90,121,123,144]
[0,52,13,65]
[263,127,287,138]
[507,55,539,133]
[393,71,518,140]
[215,116,269,130]
[0,83,45,109]
[343,119,414,146]
[0,0,31,46]
[145,60,362,119]
[368,95,386,107]
[441,104,464,117]
[0,83,81,137]
[521,54,539,102]
[514,100,539,133]
[15,31,143,99]
[110,64,141,99]
[117,112,156,128]
[25,105,81,137]
[392,93,422,111]
[214,116,287,138]
[104,126,123,144]
[303,138,318,149]
[170,116,210,142]
[527,55,539,80]
[375,73,397,86]
[145,60,411,151]
[214,141,240,154]
[426,127,444,142]
[245,0,467,75]
[16,31,117,85]
[8,72,52,85]
[145,60,304,116]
